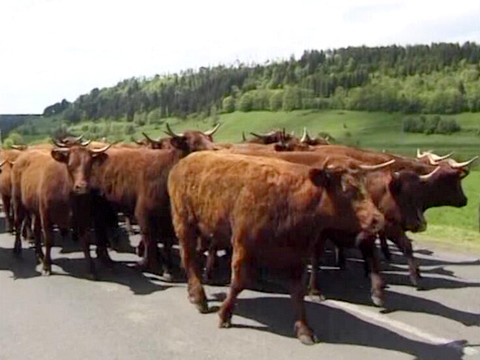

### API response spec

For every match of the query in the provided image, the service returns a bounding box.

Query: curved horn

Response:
[11,144,27,150]
[300,127,307,143]
[80,139,92,147]
[419,166,441,181]
[430,152,454,161]
[449,156,479,169]
[142,132,158,144]
[73,134,84,142]
[249,132,265,139]
[241,131,247,142]
[51,138,69,148]
[358,159,396,171]
[133,138,144,145]
[204,123,221,136]
[91,143,113,154]
[416,148,424,158]
[165,123,184,137]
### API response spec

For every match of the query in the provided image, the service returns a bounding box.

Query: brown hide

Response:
[311,145,468,209]
[90,148,181,272]
[168,151,384,343]
[0,149,23,231]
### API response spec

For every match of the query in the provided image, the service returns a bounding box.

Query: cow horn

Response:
[51,138,69,148]
[81,139,92,147]
[250,132,264,139]
[142,132,158,144]
[132,137,144,145]
[165,123,184,138]
[91,143,113,154]
[419,166,441,181]
[0,159,6,168]
[449,156,479,169]
[429,152,453,161]
[300,127,307,142]
[72,134,84,142]
[204,123,221,136]
[11,144,27,150]
[359,159,396,171]
[241,132,247,142]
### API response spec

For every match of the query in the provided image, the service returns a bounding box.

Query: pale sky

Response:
[1,0,479,114]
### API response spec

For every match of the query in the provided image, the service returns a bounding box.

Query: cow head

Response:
[385,170,433,233]
[138,132,175,150]
[164,123,220,153]
[300,127,330,146]
[248,128,294,145]
[309,161,385,237]
[51,144,112,195]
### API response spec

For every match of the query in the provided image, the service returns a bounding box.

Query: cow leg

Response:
[2,195,14,233]
[93,214,114,267]
[80,228,97,279]
[290,264,316,345]
[379,234,392,261]
[203,243,217,284]
[160,236,174,281]
[394,235,420,287]
[334,246,347,269]
[178,228,208,313]
[218,245,251,328]
[125,216,135,235]
[21,215,34,242]
[32,215,44,263]
[308,240,326,301]
[12,203,26,256]
[41,222,54,276]
[359,240,384,307]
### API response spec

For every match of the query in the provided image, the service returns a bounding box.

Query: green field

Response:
[8,109,480,247]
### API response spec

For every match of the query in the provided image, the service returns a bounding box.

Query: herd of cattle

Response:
[0,124,477,345]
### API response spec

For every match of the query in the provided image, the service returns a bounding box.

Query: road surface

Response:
[0,224,479,360]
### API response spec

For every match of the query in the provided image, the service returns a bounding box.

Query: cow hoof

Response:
[162,272,174,282]
[371,294,384,307]
[298,333,316,345]
[219,319,232,328]
[42,269,52,276]
[308,289,326,302]
[190,298,209,314]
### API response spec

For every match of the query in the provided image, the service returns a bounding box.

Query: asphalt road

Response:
[0,223,479,360]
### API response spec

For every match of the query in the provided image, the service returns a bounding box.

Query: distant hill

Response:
[0,114,41,141]
[41,42,480,126]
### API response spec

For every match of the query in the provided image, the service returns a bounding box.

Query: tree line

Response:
[43,42,480,123]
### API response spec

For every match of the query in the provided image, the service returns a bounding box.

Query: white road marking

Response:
[323,299,479,357]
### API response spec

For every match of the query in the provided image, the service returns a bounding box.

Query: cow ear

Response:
[309,168,330,187]
[51,149,69,163]
[92,152,108,164]
[169,136,187,150]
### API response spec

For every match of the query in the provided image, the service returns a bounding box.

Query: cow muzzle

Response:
[405,210,427,233]
[73,181,89,195]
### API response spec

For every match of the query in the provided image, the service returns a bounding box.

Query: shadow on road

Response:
[230,296,468,360]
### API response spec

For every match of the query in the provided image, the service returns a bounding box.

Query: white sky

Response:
[1,0,479,114]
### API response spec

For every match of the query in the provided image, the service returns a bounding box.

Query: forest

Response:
[41,42,480,126]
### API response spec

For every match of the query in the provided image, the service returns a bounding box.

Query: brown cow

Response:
[11,145,111,276]
[215,148,430,290]
[0,149,23,232]
[90,125,220,276]
[168,151,384,345]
